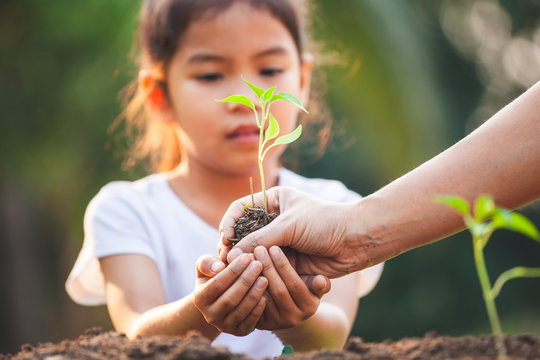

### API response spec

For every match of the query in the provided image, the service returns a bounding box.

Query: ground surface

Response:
[2,327,539,360]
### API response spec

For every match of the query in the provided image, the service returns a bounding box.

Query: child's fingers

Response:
[254,246,296,315]
[211,260,263,316]
[235,297,267,336]
[269,246,318,315]
[300,274,331,298]
[255,293,280,330]
[251,246,284,325]
[196,253,253,307]
[196,254,226,278]
[221,277,268,335]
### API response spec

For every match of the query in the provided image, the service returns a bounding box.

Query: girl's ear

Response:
[139,69,175,123]
[299,53,313,106]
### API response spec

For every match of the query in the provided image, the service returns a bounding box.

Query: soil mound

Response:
[2,327,539,360]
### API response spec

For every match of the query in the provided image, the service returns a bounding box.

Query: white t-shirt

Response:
[66,168,383,358]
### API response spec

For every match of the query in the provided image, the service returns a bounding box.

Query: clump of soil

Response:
[230,205,276,245]
[3,328,540,360]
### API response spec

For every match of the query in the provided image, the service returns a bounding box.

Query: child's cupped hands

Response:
[252,245,331,331]
[193,253,268,336]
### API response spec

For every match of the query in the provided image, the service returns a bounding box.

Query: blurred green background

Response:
[1,0,539,355]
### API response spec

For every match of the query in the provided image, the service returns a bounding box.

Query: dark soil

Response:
[230,206,277,245]
[3,327,539,360]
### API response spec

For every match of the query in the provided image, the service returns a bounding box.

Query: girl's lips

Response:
[226,124,261,143]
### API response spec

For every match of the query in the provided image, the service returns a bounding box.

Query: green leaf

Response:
[265,113,279,141]
[492,210,540,240]
[263,87,276,102]
[434,195,470,215]
[271,92,308,113]
[272,124,302,146]
[242,77,265,99]
[217,95,254,110]
[261,124,302,161]
[475,195,495,222]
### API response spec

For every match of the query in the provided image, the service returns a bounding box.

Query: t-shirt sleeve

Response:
[65,183,156,306]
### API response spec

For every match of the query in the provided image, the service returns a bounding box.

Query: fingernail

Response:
[269,246,282,258]
[249,261,262,275]
[228,247,243,262]
[255,277,267,290]
[254,246,267,260]
[321,276,331,294]
[211,261,225,274]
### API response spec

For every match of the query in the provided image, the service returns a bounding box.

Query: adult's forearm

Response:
[353,81,540,268]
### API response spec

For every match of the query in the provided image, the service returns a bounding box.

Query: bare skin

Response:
[195,248,356,350]
[101,2,362,352]
[218,80,540,278]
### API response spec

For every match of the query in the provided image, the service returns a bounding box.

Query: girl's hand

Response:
[252,246,330,331]
[193,253,268,336]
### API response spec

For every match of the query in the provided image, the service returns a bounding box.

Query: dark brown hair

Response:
[119,0,330,172]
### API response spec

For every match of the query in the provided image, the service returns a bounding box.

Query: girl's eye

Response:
[196,73,223,82]
[260,68,283,77]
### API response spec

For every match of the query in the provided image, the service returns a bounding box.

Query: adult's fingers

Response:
[218,193,255,247]
[219,188,287,263]
[226,218,288,263]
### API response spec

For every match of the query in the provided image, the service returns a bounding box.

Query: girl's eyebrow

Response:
[186,46,288,64]
[187,53,226,64]
[253,46,288,59]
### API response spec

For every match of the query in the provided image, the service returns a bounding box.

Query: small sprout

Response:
[435,194,540,360]
[218,77,306,210]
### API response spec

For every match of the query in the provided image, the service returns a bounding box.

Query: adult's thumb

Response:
[226,220,285,263]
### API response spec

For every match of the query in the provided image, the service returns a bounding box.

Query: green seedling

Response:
[436,194,540,360]
[218,78,307,210]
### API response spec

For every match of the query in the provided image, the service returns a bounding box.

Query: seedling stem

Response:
[436,194,540,360]
[218,78,307,211]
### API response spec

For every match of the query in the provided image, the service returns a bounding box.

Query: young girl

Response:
[66,0,383,357]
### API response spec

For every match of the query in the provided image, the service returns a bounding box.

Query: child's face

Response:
[164,2,311,175]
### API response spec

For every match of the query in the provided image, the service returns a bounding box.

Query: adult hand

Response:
[252,246,330,330]
[193,253,267,336]
[218,187,371,278]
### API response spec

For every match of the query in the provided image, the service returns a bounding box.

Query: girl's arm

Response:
[273,275,359,351]
[100,252,266,340]
[254,246,358,351]
[100,254,218,339]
